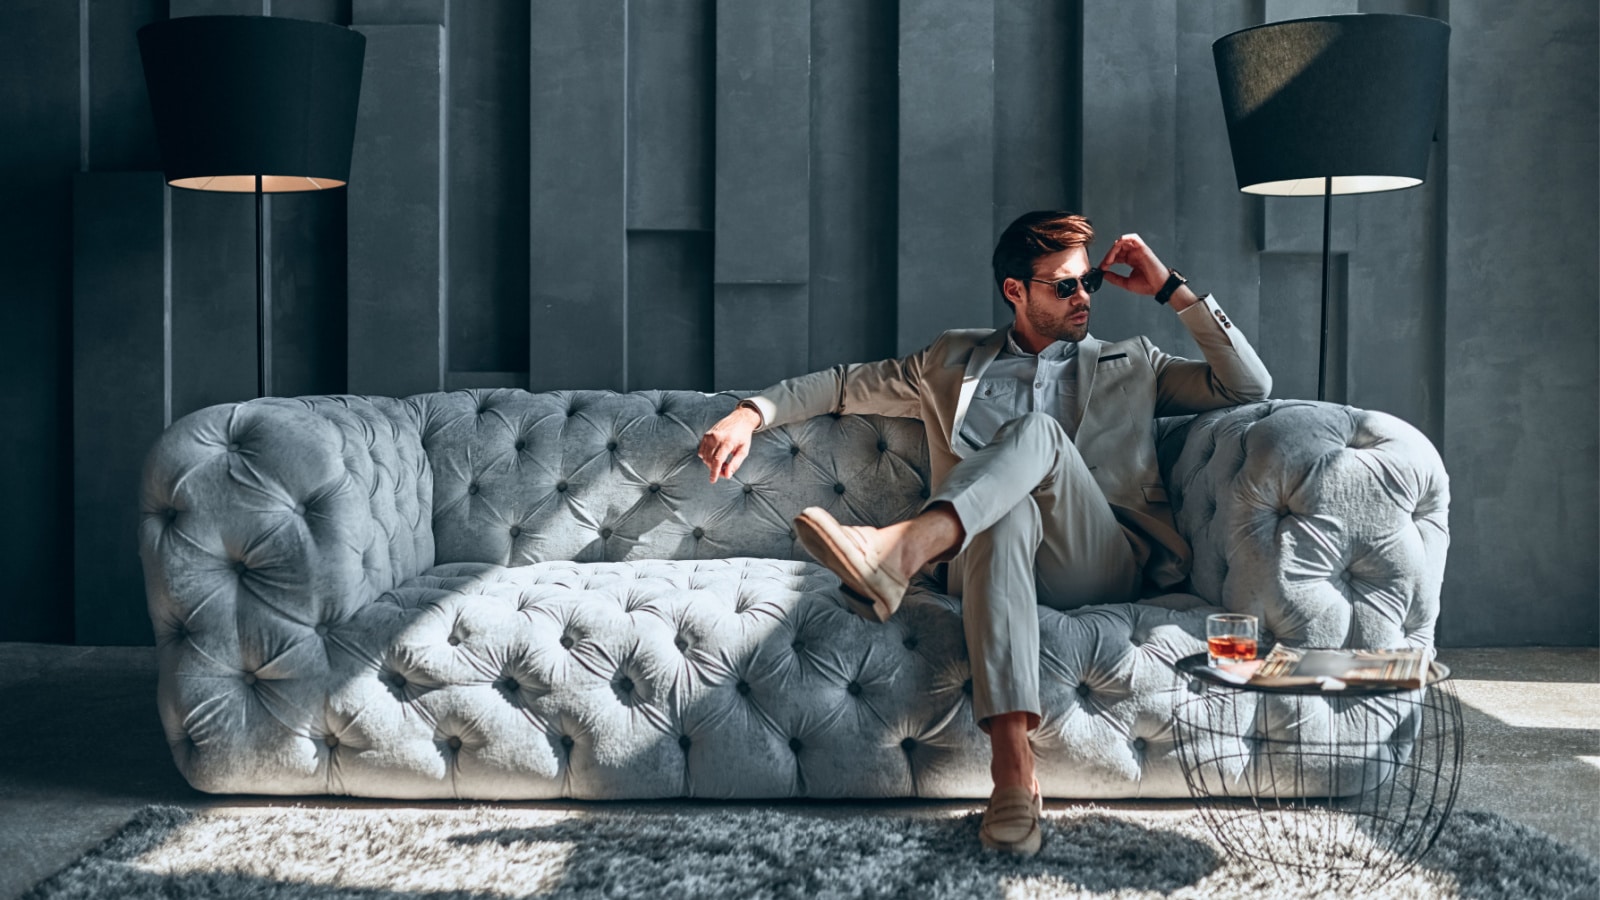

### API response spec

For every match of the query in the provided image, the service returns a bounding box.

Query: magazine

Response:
[1209,644,1432,690]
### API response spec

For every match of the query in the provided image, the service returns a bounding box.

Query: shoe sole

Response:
[792,508,902,623]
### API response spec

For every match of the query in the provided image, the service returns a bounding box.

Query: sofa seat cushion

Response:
[257,557,1228,800]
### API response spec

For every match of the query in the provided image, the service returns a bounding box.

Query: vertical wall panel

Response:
[169,190,256,419]
[897,0,994,354]
[0,0,80,643]
[349,24,446,397]
[86,0,164,172]
[993,0,1081,328]
[1258,253,1346,403]
[808,0,898,371]
[713,0,812,388]
[628,0,713,232]
[529,0,626,390]
[453,0,529,377]
[628,232,714,390]
[73,173,168,645]
[1081,0,1183,355]
[1443,0,1598,646]
[1174,0,1262,344]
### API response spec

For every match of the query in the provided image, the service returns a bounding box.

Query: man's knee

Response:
[999,411,1066,442]
[967,496,1040,553]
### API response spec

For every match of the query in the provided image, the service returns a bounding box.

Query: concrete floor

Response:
[1,643,1594,898]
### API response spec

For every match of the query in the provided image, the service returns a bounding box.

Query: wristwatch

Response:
[1154,268,1188,305]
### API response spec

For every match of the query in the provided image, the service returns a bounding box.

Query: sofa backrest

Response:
[410,389,935,566]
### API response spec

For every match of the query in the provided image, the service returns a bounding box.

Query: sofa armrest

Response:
[138,396,433,787]
[1168,400,1449,649]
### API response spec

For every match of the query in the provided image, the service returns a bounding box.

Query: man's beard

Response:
[1028,305,1090,344]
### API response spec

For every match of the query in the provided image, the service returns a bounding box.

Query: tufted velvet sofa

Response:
[138,389,1449,799]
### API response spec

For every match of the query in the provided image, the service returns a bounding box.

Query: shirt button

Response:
[1034,382,1044,389]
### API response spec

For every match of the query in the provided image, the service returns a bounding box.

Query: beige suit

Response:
[742,294,1272,726]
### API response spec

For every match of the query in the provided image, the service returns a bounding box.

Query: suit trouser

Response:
[923,412,1141,732]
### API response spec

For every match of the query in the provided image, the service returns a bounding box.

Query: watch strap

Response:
[1154,268,1187,305]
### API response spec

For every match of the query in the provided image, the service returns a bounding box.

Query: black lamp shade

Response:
[1213,14,1449,196]
[137,15,365,193]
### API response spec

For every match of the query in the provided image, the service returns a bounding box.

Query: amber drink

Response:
[1206,613,1259,666]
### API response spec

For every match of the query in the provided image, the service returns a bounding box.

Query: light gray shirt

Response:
[958,329,1081,450]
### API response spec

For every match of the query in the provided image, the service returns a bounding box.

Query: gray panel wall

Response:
[3,1,1595,647]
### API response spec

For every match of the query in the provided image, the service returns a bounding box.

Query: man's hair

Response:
[991,211,1095,310]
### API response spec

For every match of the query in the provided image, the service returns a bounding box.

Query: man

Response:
[696,211,1271,854]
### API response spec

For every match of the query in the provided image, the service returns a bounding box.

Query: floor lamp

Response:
[1212,13,1449,401]
[137,15,365,399]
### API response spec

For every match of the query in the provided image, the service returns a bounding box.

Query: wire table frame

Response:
[1171,652,1464,892]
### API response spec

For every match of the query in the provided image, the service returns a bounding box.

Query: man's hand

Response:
[698,405,762,483]
[1097,233,1198,311]
[1096,233,1172,296]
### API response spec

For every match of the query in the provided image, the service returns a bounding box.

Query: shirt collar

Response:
[1005,326,1078,361]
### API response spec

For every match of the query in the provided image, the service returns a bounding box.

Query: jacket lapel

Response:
[1076,335,1102,427]
[950,328,1007,457]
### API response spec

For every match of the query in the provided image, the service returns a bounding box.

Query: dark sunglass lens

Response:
[1054,278,1078,299]
[1084,269,1103,293]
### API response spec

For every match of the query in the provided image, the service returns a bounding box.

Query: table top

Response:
[1174,651,1453,695]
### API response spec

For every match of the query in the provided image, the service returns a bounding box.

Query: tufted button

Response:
[902,636,918,650]
[736,680,751,695]
[678,734,692,751]
[560,734,574,750]
[962,678,973,695]
[1076,682,1091,697]
[674,636,689,652]
[789,445,800,457]
[314,623,328,636]
[510,525,522,537]
[789,737,803,753]
[556,481,568,492]
[877,440,889,452]
[600,527,613,539]
[163,508,178,523]
[616,675,634,694]
[648,483,660,493]
[227,442,240,452]
[791,639,805,653]
[901,737,916,752]
[242,672,257,685]
[566,407,578,418]
[233,561,248,575]
[847,681,862,696]
[324,735,339,749]
[692,527,705,539]
[514,439,526,451]
[742,484,753,494]
[1133,737,1147,752]
[447,735,462,750]
[468,483,479,495]
[834,483,846,494]
[606,440,618,451]
[497,676,518,693]
[293,503,306,516]
[448,635,461,646]
[560,634,575,650]
[387,672,408,689]
[656,406,668,416]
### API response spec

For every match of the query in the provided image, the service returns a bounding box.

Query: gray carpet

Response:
[21,803,1600,900]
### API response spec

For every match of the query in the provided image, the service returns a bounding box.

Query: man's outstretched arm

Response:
[698,351,929,482]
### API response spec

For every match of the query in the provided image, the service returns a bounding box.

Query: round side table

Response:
[1171,651,1464,892]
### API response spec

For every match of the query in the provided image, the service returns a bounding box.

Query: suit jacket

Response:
[742,294,1272,592]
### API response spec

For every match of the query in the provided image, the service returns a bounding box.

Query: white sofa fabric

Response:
[138,389,1449,799]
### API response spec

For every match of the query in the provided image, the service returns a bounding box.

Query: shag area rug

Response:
[23,803,1599,900]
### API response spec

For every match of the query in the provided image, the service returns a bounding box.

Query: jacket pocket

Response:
[1141,483,1169,504]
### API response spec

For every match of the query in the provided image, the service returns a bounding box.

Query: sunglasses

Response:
[1028,268,1103,299]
